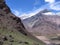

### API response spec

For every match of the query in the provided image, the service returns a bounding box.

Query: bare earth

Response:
[35,36,51,44]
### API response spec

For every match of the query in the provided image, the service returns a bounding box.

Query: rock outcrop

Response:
[0,0,45,45]
[0,0,28,36]
[0,0,11,14]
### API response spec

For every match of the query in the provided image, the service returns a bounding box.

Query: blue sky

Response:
[5,0,46,12]
[5,0,60,18]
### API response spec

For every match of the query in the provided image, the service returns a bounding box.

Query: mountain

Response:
[22,9,60,36]
[0,0,45,45]
[20,9,50,20]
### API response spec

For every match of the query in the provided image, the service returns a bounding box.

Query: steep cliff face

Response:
[0,0,11,14]
[0,0,45,45]
[0,0,28,36]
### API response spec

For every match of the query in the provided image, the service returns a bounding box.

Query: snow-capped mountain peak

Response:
[42,12,56,15]
[20,9,50,20]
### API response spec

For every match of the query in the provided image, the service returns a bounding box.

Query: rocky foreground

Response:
[0,0,45,45]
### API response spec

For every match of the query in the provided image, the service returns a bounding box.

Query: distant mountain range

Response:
[22,9,60,36]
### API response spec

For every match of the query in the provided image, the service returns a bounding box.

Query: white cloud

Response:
[13,10,20,15]
[20,7,45,19]
[45,0,55,3]
[50,2,60,11]
[42,12,55,15]
[45,0,60,11]
[11,10,22,16]
[11,9,41,19]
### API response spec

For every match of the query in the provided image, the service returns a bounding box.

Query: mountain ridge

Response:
[22,9,60,36]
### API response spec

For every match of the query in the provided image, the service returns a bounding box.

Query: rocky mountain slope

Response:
[22,9,60,36]
[0,0,45,45]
